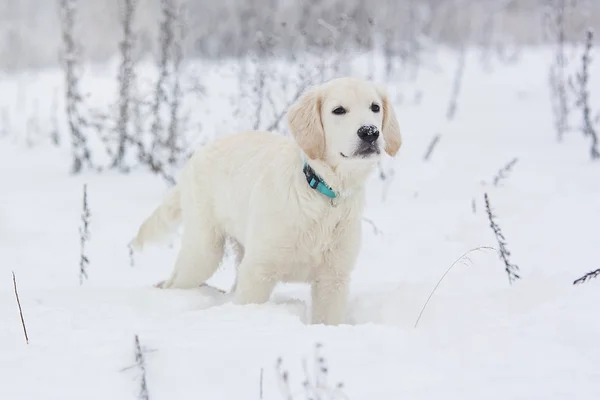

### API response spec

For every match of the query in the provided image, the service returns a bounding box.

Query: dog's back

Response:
[132,130,299,251]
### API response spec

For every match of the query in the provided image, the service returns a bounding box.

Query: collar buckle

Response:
[303,162,338,201]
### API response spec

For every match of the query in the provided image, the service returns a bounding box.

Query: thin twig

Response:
[260,367,264,399]
[414,246,494,328]
[12,271,29,344]
[423,134,441,161]
[134,334,150,400]
[446,45,467,120]
[79,183,90,284]
[276,357,293,400]
[492,157,519,186]
[128,243,135,267]
[362,217,382,235]
[573,268,600,285]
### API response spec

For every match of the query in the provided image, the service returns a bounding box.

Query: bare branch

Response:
[573,268,600,285]
[12,271,29,345]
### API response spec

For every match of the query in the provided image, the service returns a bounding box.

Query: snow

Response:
[1,48,600,399]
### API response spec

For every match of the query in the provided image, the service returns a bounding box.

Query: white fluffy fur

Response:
[132,77,402,325]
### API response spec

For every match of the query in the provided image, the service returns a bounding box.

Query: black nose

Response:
[357,125,379,143]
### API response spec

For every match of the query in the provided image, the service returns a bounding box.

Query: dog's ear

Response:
[287,87,325,160]
[376,85,402,157]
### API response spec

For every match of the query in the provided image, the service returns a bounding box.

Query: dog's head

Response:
[287,77,401,166]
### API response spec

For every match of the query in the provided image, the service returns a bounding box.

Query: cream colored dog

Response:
[132,77,401,325]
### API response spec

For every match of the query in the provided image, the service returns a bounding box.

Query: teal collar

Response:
[303,162,337,199]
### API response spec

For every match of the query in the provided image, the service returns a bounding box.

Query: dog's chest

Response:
[277,204,355,283]
[301,202,353,256]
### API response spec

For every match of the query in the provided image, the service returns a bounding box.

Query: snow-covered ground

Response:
[1,48,600,399]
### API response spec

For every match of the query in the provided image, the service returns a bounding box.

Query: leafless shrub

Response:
[236,8,352,136]
[59,0,93,173]
[475,0,523,70]
[79,183,90,285]
[112,0,139,171]
[276,343,348,400]
[545,0,572,141]
[148,0,175,160]
[252,32,270,131]
[165,2,188,165]
[570,29,599,159]
[484,193,521,284]
[130,0,190,184]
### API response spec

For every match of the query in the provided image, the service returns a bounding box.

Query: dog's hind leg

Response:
[161,220,224,289]
[160,184,224,289]
[228,239,245,294]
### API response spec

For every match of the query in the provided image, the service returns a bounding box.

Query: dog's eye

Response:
[332,106,347,115]
[371,103,380,113]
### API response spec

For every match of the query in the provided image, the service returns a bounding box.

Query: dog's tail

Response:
[130,186,182,251]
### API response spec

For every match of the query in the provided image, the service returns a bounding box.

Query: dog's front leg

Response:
[311,221,361,325]
[311,272,350,325]
[233,257,278,305]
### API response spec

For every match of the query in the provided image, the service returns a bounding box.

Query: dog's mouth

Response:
[341,144,380,159]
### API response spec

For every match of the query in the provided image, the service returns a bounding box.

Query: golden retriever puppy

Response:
[132,77,401,325]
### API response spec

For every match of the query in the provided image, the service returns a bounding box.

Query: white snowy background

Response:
[1,1,600,399]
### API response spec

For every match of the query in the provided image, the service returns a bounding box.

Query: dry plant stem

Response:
[484,193,521,284]
[362,217,382,235]
[79,183,90,285]
[573,267,600,285]
[546,0,570,141]
[259,368,264,399]
[423,134,441,161]
[414,246,494,328]
[12,271,29,344]
[134,334,150,400]
[59,0,93,173]
[572,29,599,159]
[112,0,138,170]
[128,243,135,267]
[166,3,186,165]
[492,157,519,186]
[446,45,466,120]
